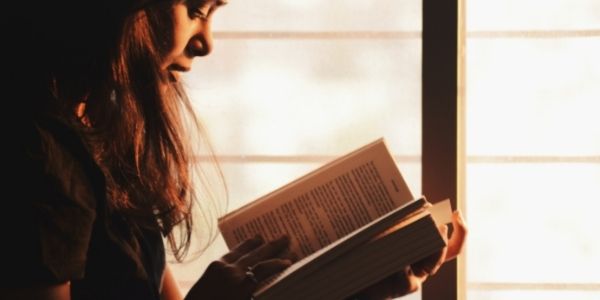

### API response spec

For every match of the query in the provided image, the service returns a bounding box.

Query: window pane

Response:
[467,0,600,30]
[467,38,600,156]
[213,0,421,31]
[185,39,421,156]
[466,2,600,297]
[173,3,422,296]
[466,164,600,284]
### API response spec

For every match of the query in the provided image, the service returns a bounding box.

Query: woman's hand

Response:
[185,235,294,300]
[350,210,467,299]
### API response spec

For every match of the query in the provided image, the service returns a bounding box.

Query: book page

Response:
[429,198,453,225]
[372,199,452,241]
[218,138,415,259]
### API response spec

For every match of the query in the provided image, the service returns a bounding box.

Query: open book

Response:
[218,138,452,300]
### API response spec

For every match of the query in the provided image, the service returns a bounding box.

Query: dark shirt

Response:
[3,116,165,299]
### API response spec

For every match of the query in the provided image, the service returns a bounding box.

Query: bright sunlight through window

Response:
[466,0,600,299]
[174,2,423,299]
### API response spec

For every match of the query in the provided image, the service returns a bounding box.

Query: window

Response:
[169,1,600,299]
[172,2,424,299]
[465,0,600,299]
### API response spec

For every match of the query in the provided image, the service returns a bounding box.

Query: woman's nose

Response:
[188,25,213,57]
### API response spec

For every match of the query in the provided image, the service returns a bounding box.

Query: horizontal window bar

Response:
[467,155,600,163]
[468,282,600,291]
[210,30,600,40]
[468,29,600,39]
[194,155,600,164]
[213,31,421,40]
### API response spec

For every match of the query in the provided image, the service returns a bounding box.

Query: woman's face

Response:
[161,0,227,82]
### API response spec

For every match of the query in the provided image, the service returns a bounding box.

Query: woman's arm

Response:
[0,282,71,300]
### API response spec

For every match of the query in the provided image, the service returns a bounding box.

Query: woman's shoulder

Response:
[3,115,104,285]
[15,115,104,209]
[41,117,105,204]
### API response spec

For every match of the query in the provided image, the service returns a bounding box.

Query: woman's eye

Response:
[193,3,212,19]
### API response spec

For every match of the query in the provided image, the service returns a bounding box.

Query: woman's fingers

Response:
[352,265,423,299]
[249,258,293,282]
[237,235,290,268]
[411,225,448,277]
[445,210,467,262]
[221,235,264,263]
[277,248,300,263]
[402,267,424,295]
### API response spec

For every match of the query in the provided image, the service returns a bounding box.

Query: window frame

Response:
[421,0,464,299]
[175,1,466,298]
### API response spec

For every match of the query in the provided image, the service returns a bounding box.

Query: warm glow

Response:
[173,3,422,299]
[466,0,600,299]
[169,1,600,299]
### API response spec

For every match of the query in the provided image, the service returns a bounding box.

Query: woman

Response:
[2,0,465,299]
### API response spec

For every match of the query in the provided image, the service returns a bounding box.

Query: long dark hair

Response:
[11,0,225,262]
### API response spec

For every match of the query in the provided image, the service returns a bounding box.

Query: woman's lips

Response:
[167,64,190,82]
[168,70,181,82]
